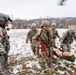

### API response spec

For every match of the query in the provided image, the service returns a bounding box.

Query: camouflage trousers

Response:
[4,52,9,64]
[31,41,40,56]
[52,38,56,46]
[41,47,53,68]
[60,43,71,52]
[0,55,11,75]
[31,45,39,55]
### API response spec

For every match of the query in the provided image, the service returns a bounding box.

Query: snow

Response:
[7,29,76,75]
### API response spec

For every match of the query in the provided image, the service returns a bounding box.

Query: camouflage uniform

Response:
[2,28,10,64]
[26,23,39,55]
[51,23,60,46]
[0,13,12,75]
[60,30,76,52]
[33,20,53,69]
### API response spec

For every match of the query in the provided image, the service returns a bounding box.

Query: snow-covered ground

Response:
[7,29,76,75]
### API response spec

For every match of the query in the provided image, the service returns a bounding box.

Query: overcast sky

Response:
[0,0,76,19]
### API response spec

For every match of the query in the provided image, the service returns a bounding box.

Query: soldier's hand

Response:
[39,45,42,48]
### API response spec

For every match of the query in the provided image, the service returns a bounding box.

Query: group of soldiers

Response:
[0,12,76,74]
[26,20,76,71]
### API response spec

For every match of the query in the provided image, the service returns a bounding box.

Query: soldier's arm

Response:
[56,30,60,38]
[32,30,41,43]
[49,29,54,46]
[73,33,76,41]
[0,28,6,55]
[0,28,3,42]
[60,31,67,42]
[26,30,31,43]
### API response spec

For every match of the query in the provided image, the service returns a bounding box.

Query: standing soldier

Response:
[26,23,39,55]
[33,20,53,71]
[60,29,76,52]
[51,23,60,46]
[0,13,12,75]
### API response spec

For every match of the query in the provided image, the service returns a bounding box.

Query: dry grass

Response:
[8,53,76,75]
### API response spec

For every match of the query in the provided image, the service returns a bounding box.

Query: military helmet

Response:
[31,23,36,28]
[51,23,56,27]
[0,13,12,26]
[40,20,49,28]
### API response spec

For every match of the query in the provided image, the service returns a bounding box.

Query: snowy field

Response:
[7,29,76,75]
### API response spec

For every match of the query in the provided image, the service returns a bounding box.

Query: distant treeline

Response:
[12,17,76,29]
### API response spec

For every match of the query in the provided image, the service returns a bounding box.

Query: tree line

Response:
[12,17,76,29]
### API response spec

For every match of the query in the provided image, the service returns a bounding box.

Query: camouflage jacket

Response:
[33,29,53,48]
[61,31,76,44]
[51,28,60,39]
[26,29,38,43]
[0,27,10,54]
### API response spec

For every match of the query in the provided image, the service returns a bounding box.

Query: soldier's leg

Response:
[46,56,52,71]
[4,54,8,63]
[4,48,10,67]
[52,39,56,46]
[0,55,11,75]
[67,44,71,52]
[42,51,52,71]
[35,47,40,56]
[37,47,39,55]
[49,47,54,67]
[1,70,11,75]
[4,53,9,69]
[0,55,5,71]
[31,45,36,54]
[42,52,48,65]
[54,39,56,46]
[64,44,70,52]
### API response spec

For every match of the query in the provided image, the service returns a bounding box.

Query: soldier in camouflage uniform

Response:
[60,29,76,52]
[0,13,12,75]
[26,23,39,55]
[51,23,60,46]
[33,20,53,71]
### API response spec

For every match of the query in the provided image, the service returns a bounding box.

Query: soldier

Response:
[26,23,39,55]
[0,13,12,75]
[51,23,60,46]
[60,29,76,52]
[33,20,53,71]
